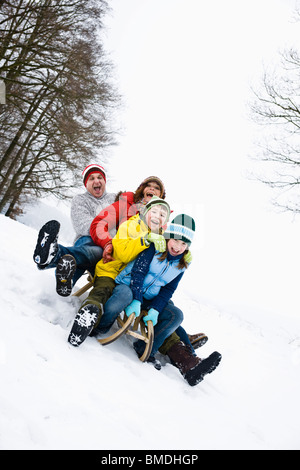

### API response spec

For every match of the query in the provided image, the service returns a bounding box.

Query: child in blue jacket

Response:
[115,214,222,385]
[115,213,195,361]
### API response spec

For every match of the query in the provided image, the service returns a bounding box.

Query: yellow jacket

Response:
[94,214,150,279]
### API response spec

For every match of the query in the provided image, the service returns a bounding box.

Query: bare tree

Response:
[0,0,119,217]
[249,42,300,214]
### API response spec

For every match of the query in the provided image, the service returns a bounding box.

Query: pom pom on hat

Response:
[164,214,196,246]
[82,164,106,186]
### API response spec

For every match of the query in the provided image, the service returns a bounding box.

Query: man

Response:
[33,164,116,296]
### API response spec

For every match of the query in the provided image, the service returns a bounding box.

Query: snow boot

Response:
[68,304,101,347]
[56,254,76,297]
[167,341,222,386]
[133,342,162,370]
[146,355,162,371]
[33,220,60,268]
[188,332,208,349]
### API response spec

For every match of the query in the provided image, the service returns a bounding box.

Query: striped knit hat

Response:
[164,214,196,246]
[82,164,106,186]
[142,196,170,220]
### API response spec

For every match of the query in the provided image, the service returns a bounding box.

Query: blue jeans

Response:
[141,299,184,356]
[45,236,103,285]
[176,325,194,353]
[96,285,184,356]
[95,284,133,334]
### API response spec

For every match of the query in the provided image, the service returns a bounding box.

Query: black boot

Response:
[56,254,76,297]
[68,304,101,347]
[33,220,60,268]
[133,342,162,370]
[167,341,222,386]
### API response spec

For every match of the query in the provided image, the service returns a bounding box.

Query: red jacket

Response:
[90,192,139,248]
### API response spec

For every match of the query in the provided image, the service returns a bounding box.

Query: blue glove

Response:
[125,299,141,318]
[143,308,159,327]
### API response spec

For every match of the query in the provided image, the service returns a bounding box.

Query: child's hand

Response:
[184,250,192,264]
[146,233,166,252]
[125,299,141,318]
[102,241,114,263]
[143,308,159,327]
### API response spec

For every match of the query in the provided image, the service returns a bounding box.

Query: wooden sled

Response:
[98,311,154,363]
[71,273,154,362]
[72,272,94,298]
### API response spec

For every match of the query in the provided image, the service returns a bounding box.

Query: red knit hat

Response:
[82,164,106,186]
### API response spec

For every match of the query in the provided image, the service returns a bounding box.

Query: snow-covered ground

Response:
[0,204,299,450]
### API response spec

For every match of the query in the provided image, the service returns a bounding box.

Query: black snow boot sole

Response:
[68,304,100,347]
[56,254,76,297]
[185,351,222,386]
[33,220,60,267]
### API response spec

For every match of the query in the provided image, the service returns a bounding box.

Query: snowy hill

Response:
[0,209,300,450]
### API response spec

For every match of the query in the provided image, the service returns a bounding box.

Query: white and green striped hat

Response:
[164,214,196,246]
[142,195,171,219]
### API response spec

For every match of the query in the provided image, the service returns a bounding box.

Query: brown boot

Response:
[167,341,222,386]
[188,333,208,349]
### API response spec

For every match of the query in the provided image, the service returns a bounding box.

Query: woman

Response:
[90,176,166,262]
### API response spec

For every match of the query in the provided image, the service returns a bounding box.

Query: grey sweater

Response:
[71,190,117,243]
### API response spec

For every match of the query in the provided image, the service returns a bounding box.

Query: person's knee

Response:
[119,285,133,305]
[168,303,184,325]
[104,284,133,315]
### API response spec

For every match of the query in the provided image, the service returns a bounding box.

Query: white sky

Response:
[100,0,300,320]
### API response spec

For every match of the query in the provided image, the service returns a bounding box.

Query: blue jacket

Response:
[115,244,188,312]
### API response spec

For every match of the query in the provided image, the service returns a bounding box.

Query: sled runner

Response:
[72,272,94,298]
[98,311,154,363]
[117,310,154,363]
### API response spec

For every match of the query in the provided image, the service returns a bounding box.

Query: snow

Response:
[0,205,300,450]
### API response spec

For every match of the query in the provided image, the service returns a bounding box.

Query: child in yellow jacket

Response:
[68,196,170,346]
